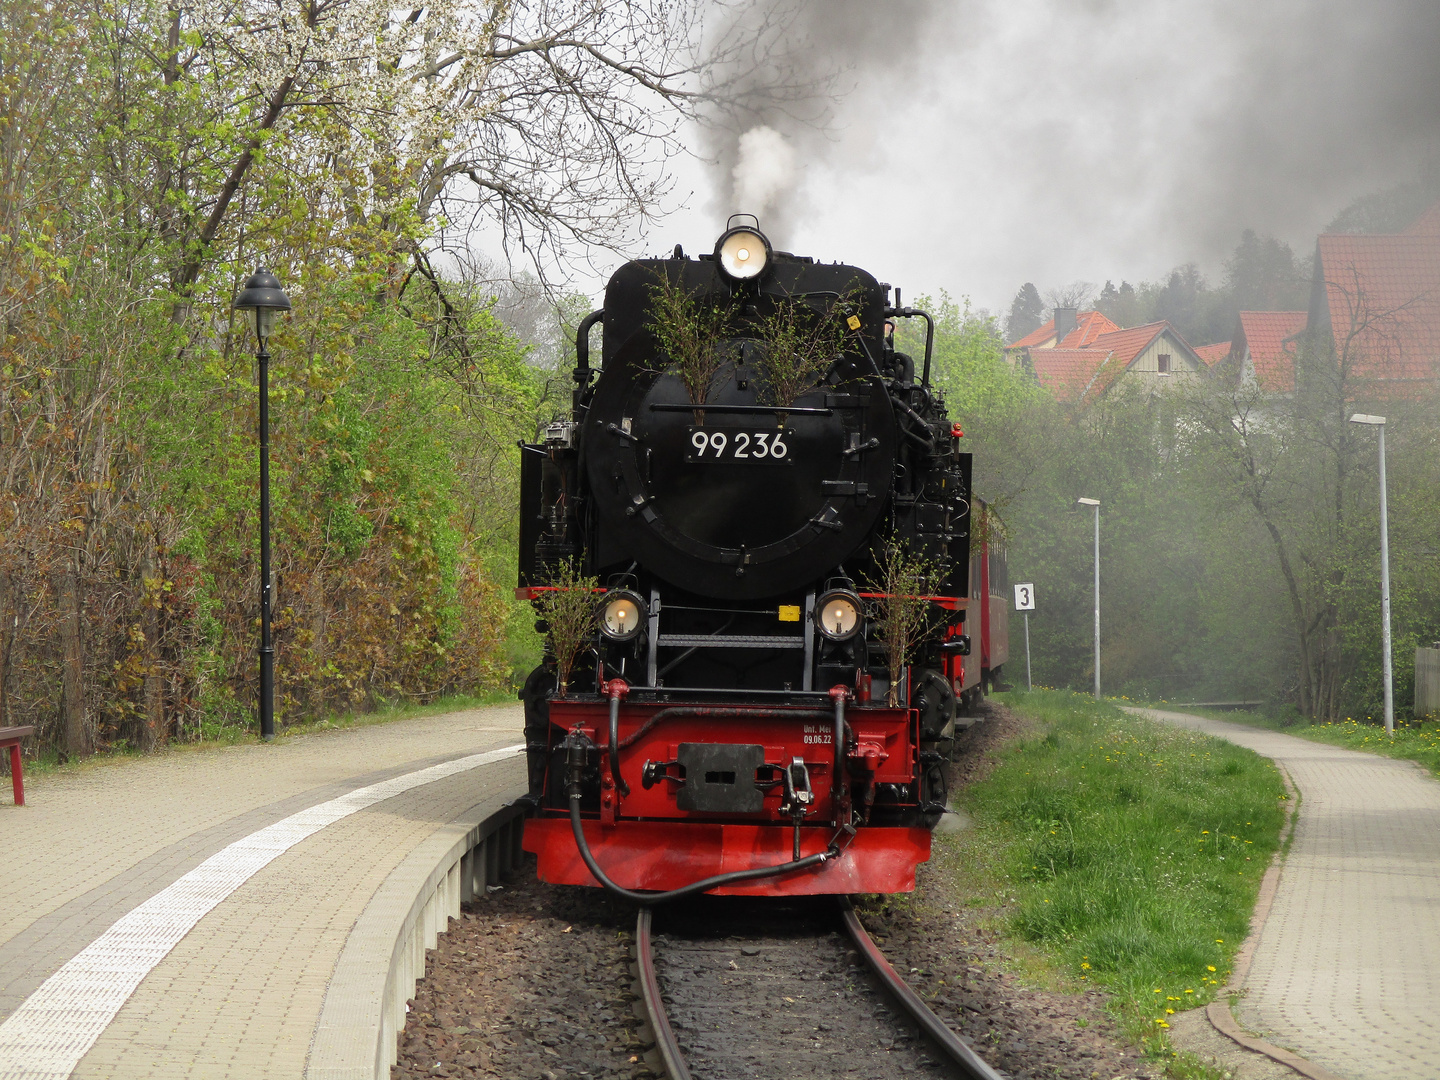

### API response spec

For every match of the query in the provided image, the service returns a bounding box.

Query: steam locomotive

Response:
[517,220,1007,901]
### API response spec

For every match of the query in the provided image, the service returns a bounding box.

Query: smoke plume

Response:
[699,0,943,244]
[690,0,1440,309]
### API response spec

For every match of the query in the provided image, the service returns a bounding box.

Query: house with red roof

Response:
[1008,312,1209,403]
[1194,342,1232,366]
[1004,308,1120,357]
[1305,202,1440,394]
[1209,311,1309,393]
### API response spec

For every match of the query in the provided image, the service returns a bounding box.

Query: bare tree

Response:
[1043,281,1097,321]
[1180,267,1430,719]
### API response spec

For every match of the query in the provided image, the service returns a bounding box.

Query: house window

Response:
[1158,353,1172,375]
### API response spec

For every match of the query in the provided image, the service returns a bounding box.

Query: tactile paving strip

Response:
[0,744,522,1080]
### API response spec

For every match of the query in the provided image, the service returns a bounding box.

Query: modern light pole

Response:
[1077,498,1100,698]
[234,268,292,742]
[1349,413,1393,735]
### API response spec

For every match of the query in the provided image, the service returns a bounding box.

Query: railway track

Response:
[635,898,1006,1080]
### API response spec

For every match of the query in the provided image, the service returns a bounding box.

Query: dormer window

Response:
[1158,353,1172,375]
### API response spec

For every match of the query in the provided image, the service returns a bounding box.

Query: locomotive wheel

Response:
[911,668,956,742]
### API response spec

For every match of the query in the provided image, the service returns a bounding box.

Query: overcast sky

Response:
[620,0,1440,318]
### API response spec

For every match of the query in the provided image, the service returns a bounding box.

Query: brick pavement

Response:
[1138,709,1440,1080]
[0,706,527,1079]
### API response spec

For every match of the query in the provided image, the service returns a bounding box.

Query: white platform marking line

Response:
[0,743,524,1080]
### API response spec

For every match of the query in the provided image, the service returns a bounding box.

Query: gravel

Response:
[394,700,1161,1080]
[392,878,650,1080]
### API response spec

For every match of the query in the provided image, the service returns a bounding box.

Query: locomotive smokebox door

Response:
[675,743,766,812]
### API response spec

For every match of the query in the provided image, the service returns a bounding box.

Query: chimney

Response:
[1053,307,1078,345]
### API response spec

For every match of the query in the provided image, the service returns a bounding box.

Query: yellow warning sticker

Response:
[778,605,801,622]
[846,314,862,331]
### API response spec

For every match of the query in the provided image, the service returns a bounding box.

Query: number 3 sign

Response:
[1014,583,1035,611]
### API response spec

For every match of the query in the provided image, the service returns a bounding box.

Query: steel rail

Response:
[635,908,692,1080]
[839,898,1007,1080]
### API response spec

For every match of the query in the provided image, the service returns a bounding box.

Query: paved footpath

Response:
[1136,708,1440,1080]
[0,706,526,1079]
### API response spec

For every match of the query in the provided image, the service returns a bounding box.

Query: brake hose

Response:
[563,728,842,905]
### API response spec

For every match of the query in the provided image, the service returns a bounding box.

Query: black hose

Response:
[891,393,936,450]
[916,309,935,387]
[573,308,603,378]
[608,691,630,796]
[572,308,603,412]
[569,690,855,904]
[832,691,848,823]
[568,797,831,904]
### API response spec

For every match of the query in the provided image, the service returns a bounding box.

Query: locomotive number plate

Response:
[685,427,792,462]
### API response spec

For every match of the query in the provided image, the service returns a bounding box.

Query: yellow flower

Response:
[1081,962,1091,969]
[1207,965,1216,972]
[1166,1008,1174,1015]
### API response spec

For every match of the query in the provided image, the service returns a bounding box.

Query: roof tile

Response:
[1194,341,1232,366]
[1317,231,1440,383]
[1026,348,1111,402]
[1007,309,1121,349]
[1238,311,1306,392]
[1086,321,1169,368]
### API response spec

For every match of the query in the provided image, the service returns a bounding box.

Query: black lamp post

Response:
[233,267,292,741]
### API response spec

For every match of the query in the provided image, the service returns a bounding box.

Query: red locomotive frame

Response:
[523,684,933,895]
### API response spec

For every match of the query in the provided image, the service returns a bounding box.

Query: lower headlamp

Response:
[598,589,647,642]
[814,589,863,641]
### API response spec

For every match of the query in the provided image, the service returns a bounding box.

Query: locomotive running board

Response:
[523,818,931,896]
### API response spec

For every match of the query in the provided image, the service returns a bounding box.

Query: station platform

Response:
[0,706,527,1080]
[1137,707,1440,1080]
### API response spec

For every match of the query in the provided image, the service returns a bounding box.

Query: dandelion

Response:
[1081,962,1091,969]
[1166,1008,1175,1015]
[1208,966,1216,972]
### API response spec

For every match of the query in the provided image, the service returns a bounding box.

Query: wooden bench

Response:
[1,726,34,806]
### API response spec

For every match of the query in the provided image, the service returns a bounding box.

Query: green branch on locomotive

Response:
[867,538,950,707]
[532,561,600,697]
[645,272,737,421]
[751,288,862,410]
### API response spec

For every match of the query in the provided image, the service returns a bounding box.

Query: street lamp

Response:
[1076,498,1100,698]
[233,267,292,741]
[1349,413,1393,735]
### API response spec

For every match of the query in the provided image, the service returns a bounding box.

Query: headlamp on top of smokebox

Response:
[598,589,647,642]
[714,217,772,283]
[814,589,864,642]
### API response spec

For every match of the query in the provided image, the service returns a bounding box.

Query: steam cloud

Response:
[731,126,797,223]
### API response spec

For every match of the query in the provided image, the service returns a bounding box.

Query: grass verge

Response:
[936,689,1288,1074]
[13,688,518,779]
[1179,706,1440,778]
